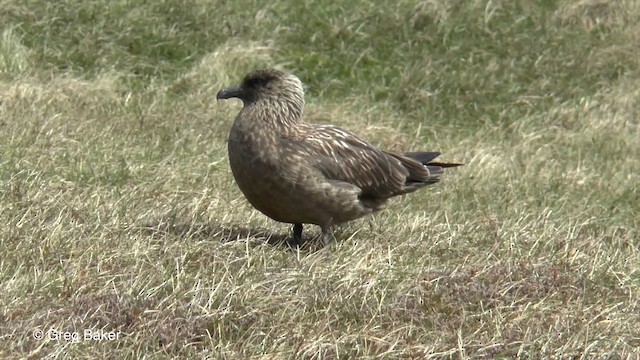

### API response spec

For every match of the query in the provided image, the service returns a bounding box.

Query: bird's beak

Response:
[216,85,243,100]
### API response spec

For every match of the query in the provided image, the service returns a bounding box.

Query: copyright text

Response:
[32,328,122,342]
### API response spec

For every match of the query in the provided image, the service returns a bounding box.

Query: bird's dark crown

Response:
[242,69,285,89]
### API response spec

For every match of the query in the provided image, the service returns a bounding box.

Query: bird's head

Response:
[217,69,305,108]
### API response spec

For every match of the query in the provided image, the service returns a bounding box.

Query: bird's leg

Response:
[321,226,333,246]
[290,223,303,246]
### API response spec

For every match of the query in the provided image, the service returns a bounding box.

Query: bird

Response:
[217,69,462,246]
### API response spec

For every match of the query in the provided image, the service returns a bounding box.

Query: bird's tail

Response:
[393,151,463,192]
[384,151,462,194]
[404,151,464,169]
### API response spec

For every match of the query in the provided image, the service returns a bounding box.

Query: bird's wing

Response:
[286,125,418,198]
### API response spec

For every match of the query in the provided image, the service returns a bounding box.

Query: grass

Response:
[1,0,638,358]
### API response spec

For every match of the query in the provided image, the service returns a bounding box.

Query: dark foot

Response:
[289,223,303,246]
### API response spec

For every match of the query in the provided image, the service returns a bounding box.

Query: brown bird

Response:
[217,69,462,246]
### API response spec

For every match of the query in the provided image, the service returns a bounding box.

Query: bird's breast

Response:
[228,117,280,165]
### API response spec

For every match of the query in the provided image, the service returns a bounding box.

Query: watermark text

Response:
[32,328,122,342]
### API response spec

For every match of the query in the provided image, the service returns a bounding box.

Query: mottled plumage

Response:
[217,69,462,245]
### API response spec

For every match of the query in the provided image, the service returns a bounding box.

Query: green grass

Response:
[1,0,639,358]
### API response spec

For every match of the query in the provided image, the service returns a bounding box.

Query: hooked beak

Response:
[216,85,243,100]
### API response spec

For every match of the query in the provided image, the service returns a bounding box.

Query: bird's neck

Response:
[243,98,304,131]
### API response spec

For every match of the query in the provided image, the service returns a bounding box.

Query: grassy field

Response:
[1,0,639,358]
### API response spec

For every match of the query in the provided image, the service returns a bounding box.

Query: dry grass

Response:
[1,0,639,358]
